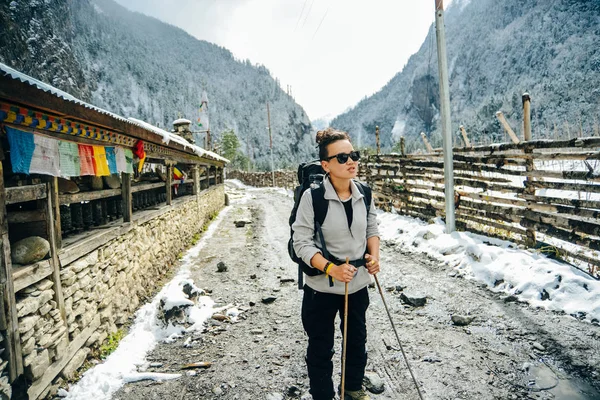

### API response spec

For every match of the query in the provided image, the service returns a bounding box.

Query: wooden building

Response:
[0,62,228,399]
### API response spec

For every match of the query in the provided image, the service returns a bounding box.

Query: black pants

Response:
[302,285,370,400]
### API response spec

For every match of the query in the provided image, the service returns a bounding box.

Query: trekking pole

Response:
[374,274,425,400]
[341,257,349,400]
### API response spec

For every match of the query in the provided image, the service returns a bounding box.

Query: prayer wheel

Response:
[71,203,83,232]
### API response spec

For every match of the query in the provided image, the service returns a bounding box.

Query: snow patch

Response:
[378,211,600,324]
[61,206,232,399]
[92,3,104,14]
[391,120,406,141]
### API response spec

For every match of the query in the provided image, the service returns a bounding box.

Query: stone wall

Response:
[227,170,295,190]
[14,185,225,399]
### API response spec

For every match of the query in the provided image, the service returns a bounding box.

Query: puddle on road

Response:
[516,362,600,399]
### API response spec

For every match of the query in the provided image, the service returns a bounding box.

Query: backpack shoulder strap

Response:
[354,181,372,211]
[311,184,328,227]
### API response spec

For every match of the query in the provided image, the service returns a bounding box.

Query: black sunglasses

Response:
[323,150,361,164]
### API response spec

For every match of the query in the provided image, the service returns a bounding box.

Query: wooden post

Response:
[45,182,67,324]
[166,164,173,205]
[192,165,199,196]
[495,112,520,144]
[459,125,471,147]
[0,160,24,382]
[121,173,132,223]
[214,167,218,186]
[522,93,532,141]
[400,136,406,157]
[420,132,434,153]
[50,177,62,249]
[522,93,536,246]
[375,126,380,155]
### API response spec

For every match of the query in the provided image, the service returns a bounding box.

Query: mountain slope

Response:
[0,0,314,169]
[331,0,600,152]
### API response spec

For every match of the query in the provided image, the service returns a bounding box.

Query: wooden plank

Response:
[456,205,522,224]
[523,210,600,238]
[495,111,520,144]
[27,315,101,400]
[456,191,526,208]
[0,285,6,330]
[460,125,471,148]
[524,180,600,194]
[130,182,164,193]
[457,221,526,246]
[520,218,600,252]
[122,173,132,223]
[400,172,513,185]
[166,165,173,205]
[59,188,121,204]
[456,214,526,236]
[192,166,199,196]
[456,209,524,232]
[58,225,126,267]
[46,183,67,324]
[7,210,46,224]
[0,160,24,381]
[12,260,53,293]
[50,178,62,249]
[519,194,600,210]
[5,184,47,205]
[452,137,600,154]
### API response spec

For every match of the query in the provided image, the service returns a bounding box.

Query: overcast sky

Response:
[114,0,446,121]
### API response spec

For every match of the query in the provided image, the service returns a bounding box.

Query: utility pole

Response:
[375,126,381,155]
[267,102,275,187]
[435,0,455,233]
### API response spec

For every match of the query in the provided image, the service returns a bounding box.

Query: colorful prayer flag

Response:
[115,147,128,173]
[58,141,80,177]
[78,145,95,176]
[105,147,118,175]
[133,140,146,173]
[29,134,60,176]
[124,149,134,174]
[5,126,35,174]
[92,146,110,176]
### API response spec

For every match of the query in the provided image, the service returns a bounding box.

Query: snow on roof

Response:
[0,62,129,124]
[173,118,192,125]
[128,118,228,163]
[0,62,228,164]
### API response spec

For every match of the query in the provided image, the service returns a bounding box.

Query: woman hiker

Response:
[292,128,381,400]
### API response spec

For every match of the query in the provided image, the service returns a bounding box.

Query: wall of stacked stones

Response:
[227,170,295,190]
[15,185,225,398]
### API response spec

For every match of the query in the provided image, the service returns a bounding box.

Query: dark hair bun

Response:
[316,127,350,146]
[316,128,351,160]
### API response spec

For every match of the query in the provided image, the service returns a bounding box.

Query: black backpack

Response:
[288,160,372,289]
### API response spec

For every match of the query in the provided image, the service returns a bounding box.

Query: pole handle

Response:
[341,257,350,399]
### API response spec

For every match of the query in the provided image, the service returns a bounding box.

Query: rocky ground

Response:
[111,183,600,400]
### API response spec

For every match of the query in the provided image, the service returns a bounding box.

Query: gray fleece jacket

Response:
[292,177,380,295]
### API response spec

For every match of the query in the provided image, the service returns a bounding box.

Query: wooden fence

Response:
[362,137,600,279]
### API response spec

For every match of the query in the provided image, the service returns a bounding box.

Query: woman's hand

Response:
[330,263,357,283]
[365,253,380,275]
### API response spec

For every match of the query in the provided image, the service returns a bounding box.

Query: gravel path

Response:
[112,184,600,400]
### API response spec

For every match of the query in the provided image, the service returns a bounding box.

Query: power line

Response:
[294,0,309,32]
[311,8,329,39]
[301,0,315,28]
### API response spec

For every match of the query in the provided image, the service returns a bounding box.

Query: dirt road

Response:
[112,183,600,400]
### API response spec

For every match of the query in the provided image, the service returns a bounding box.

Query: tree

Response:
[221,129,240,163]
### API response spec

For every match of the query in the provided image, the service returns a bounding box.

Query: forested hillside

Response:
[331,0,600,152]
[0,0,314,169]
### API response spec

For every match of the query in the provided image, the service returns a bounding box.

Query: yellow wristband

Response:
[324,262,333,275]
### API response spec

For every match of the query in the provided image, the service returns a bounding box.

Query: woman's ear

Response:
[321,160,330,173]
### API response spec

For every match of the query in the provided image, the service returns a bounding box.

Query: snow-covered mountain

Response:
[331,0,600,152]
[0,0,314,169]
